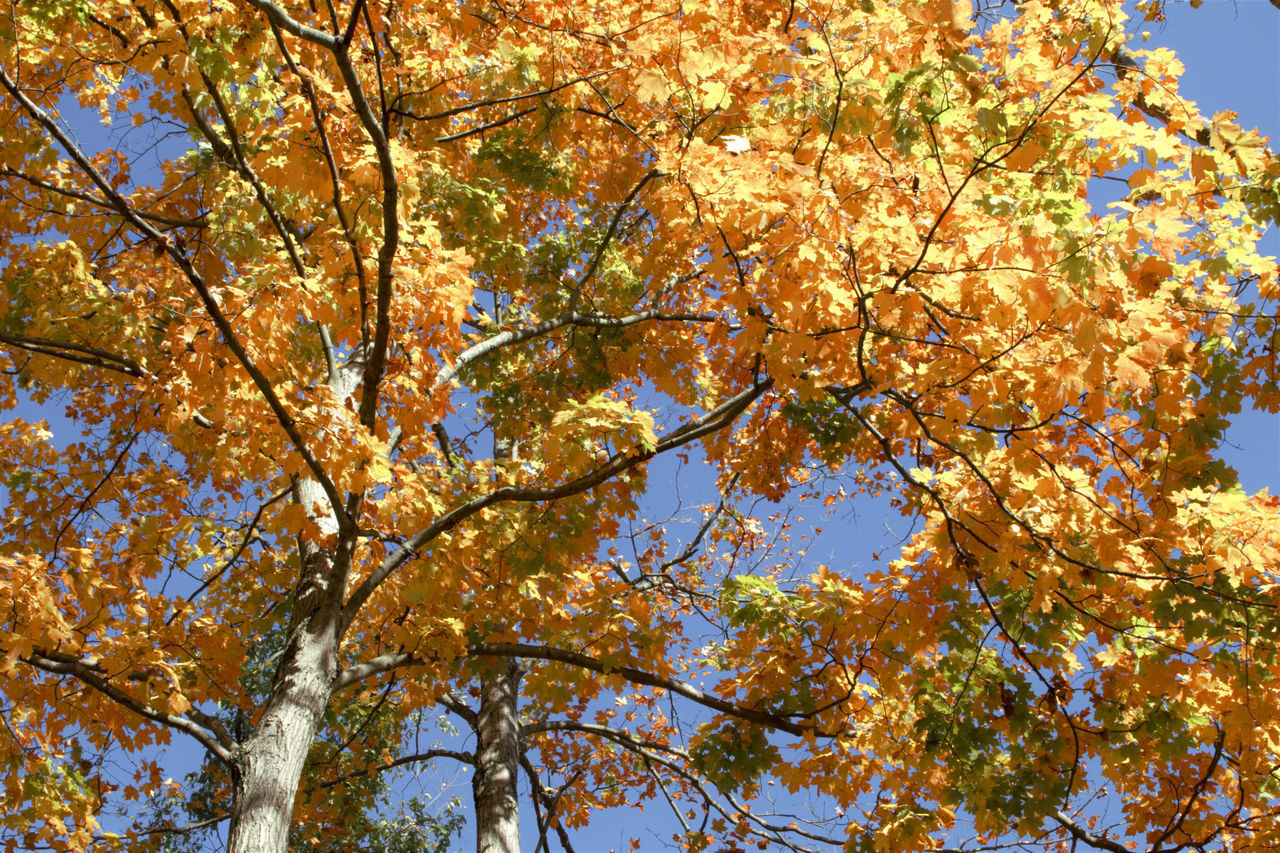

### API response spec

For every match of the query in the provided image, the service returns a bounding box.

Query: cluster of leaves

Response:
[0,0,1276,850]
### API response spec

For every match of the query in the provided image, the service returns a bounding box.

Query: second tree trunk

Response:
[473,657,523,853]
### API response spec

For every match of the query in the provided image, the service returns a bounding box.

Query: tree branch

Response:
[0,331,145,378]
[23,650,236,765]
[0,166,206,227]
[472,642,814,736]
[519,752,577,853]
[326,40,399,431]
[177,76,306,276]
[433,309,718,391]
[1052,810,1131,853]
[393,67,621,123]
[240,0,340,47]
[526,719,831,851]
[0,66,349,530]
[438,690,478,725]
[169,487,293,623]
[335,635,818,737]
[342,379,772,624]
[433,105,537,143]
[567,168,661,310]
[315,747,475,791]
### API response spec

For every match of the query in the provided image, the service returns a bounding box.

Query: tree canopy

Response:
[0,0,1278,851]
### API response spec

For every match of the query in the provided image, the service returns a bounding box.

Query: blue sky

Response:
[1153,0,1279,492]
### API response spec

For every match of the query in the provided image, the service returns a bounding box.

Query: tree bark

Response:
[225,598,342,853]
[225,360,358,852]
[473,657,523,853]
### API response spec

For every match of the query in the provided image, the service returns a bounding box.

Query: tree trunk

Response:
[226,566,343,853]
[473,657,523,853]
[225,367,357,852]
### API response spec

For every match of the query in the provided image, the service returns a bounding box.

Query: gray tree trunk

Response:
[224,441,353,852]
[473,658,523,853]
[225,601,341,852]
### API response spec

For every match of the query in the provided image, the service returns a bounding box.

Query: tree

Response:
[0,0,1278,850]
